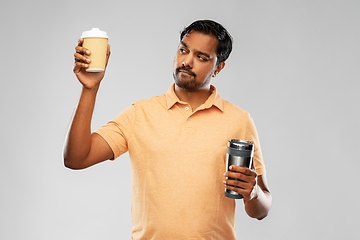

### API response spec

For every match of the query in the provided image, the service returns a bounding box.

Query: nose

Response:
[182,54,193,68]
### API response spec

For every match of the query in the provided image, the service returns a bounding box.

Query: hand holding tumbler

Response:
[81,28,108,72]
[225,139,254,199]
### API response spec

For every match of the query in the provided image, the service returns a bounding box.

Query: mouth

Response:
[179,70,193,76]
[177,67,195,77]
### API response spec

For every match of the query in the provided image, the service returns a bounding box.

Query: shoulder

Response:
[112,94,166,123]
[222,99,250,120]
[131,93,167,111]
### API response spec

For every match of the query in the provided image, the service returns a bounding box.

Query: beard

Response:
[173,66,201,92]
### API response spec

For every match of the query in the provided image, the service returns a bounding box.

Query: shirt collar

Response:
[165,83,224,112]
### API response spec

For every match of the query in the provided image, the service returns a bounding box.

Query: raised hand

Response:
[73,38,111,89]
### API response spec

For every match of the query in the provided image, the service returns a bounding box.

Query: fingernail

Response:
[86,58,91,63]
[229,166,233,170]
[223,180,226,184]
[223,172,228,176]
[86,50,90,55]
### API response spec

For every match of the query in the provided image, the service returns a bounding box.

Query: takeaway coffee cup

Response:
[225,139,254,199]
[81,28,108,72]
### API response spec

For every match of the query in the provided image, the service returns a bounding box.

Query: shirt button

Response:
[185,107,189,111]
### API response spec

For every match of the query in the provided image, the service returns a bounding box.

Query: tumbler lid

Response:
[81,28,108,38]
[228,139,253,150]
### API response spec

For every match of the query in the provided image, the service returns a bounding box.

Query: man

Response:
[64,20,272,239]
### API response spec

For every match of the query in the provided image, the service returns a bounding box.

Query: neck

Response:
[174,84,212,111]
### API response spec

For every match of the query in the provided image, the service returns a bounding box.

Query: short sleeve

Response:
[244,116,266,175]
[95,104,136,160]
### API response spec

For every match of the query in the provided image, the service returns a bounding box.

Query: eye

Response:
[179,47,188,54]
[198,55,209,61]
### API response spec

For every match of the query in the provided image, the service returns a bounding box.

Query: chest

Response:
[128,106,245,161]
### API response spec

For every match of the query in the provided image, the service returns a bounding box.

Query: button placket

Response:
[184,105,193,121]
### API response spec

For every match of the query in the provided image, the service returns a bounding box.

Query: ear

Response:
[213,62,225,77]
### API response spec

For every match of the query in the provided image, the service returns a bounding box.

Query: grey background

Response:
[1,0,359,239]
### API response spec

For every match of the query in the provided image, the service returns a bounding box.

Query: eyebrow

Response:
[180,41,211,59]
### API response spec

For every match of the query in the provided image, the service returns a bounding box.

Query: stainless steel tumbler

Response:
[225,139,254,199]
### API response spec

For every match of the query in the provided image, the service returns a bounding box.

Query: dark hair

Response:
[180,20,233,65]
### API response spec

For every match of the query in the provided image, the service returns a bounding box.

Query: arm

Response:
[224,166,272,220]
[63,39,113,170]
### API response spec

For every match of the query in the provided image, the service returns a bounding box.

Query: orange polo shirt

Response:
[95,83,266,239]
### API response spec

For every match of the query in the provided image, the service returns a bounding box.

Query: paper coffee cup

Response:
[81,28,108,72]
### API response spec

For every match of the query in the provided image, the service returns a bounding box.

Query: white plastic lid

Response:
[81,28,108,38]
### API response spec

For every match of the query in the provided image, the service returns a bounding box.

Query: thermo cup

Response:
[81,28,108,72]
[225,139,254,199]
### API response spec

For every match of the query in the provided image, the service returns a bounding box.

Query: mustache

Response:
[176,66,196,77]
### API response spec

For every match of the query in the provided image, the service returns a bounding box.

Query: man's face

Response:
[173,31,220,92]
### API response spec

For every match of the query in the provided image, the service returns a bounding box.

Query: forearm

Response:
[63,85,99,168]
[244,185,272,220]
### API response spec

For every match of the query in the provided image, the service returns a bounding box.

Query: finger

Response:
[225,171,257,186]
[74,52,91,63]
[225,179,246,188]
[77,38,84,46]
[224,183,246,194]
[225,184,252,200]
[224,182,243,191]
[229,165,257,177]
[224,179,253,194]
[73,64,81,73]
[75,45,91,56]
[105,44,111,68]
[225,178,256,192]
[106,44,111,57]
[225,171,249,182]
[73,61,89,70]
